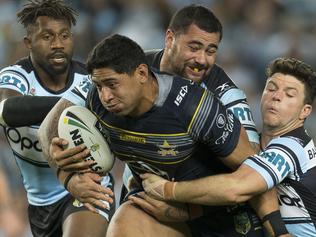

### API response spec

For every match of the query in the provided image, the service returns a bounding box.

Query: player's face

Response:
[164,24,220,83]
[260,73,311,133]
[25,16,74,76]
[91,66,149,117]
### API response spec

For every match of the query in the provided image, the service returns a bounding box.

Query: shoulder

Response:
[145,49,163,69]
[0,57,32,94]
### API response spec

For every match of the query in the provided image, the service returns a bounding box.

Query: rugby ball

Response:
[58,105,114,174]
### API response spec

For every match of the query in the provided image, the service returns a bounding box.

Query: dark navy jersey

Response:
[145,49,259,144]
[245,127,316,236]
[85,71,241,182]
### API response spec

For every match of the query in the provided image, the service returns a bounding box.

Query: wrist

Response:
[63,172,77,191]
[164,181,177,200]
[262,210,288,236]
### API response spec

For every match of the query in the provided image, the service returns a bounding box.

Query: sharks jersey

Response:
[146,49,259,144]
[0,57,88,205]
[244,127,316,236]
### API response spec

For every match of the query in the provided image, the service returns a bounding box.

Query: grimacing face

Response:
[165,24,220,83]
[260,73,311,132]
[25,16,74,76]
[91,66,147,117]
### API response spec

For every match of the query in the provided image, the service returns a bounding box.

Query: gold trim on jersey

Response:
[119,134,146,144]
[188,90,207,132]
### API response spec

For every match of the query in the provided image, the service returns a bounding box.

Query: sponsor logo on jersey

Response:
[74,77,92,98]
[157,140,178,156]
[215,112,234,144]
[279,194,304,208]
[215,82,230,92]
[5,127,42,152]
[174,85,188,106]
[234,212,251,235]
[120,134,146,144]
[216,114,226,128]
[260,151,291,178]
[0,73,27,94]
[230,103,254,124]
[308,147,316,160]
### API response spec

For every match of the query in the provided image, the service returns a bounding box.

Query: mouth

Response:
[50,53,67,64]
[105,103,120,113]
[185,65,206,79]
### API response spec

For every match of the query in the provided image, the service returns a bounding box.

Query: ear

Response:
[165,29,175,49]
[136,64,149,83]
[299,104,312,120]
[23,36,32,49]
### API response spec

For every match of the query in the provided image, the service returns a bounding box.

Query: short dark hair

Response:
[168,4,223,41]
[266,57,316,104]
[17,0,77,29]
[86,34,147,75]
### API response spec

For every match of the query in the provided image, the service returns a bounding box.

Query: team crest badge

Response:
[157,140,178,156]
[234,212,251,235]
[73,199,84,207]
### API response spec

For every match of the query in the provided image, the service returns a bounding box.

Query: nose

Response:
[272,90,283,101]
[194,51,207,66]
[99,86,114,104]
[51,35,64,49]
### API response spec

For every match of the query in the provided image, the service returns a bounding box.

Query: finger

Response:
[129,196,154,214]
[83,202,99,214]
[84,197,111,210]
[57,149,92,168]
[51,137,69,147]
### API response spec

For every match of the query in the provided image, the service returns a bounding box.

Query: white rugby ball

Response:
[58,105,114,174]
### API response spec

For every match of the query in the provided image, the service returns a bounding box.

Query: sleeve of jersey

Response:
[0,66,30,95]
[187,88,241,157]
[220,87,259,144]
[243,137,308,189]
[62,76,92,106]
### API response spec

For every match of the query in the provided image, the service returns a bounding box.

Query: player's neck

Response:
[31,57,69,91]
[160,52,172,74]
[260,120,304,148]
[131,74,158,117]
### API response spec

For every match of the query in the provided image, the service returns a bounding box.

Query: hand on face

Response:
[49,137,93,172]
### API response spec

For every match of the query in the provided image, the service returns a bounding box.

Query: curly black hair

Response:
[17,0,77,29]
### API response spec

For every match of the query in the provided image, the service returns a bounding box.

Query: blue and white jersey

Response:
[244,127,316,236]
[0,57,88,206]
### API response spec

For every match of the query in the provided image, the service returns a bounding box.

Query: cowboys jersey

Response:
[0,57,96,206]
[146,49,259,144]
[68,70,241,181]
[244,127,316,236]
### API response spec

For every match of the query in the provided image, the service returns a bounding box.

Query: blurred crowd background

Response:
[0,0,316,236]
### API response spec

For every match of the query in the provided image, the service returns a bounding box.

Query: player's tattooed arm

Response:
[38,98,74,167]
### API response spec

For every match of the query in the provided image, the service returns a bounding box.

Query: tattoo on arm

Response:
[38,99,74,167]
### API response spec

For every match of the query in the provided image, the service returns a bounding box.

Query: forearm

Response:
[250,188,289,237]
[173,165,267,205]
[38,98,73,167]
[2,96,60,126]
